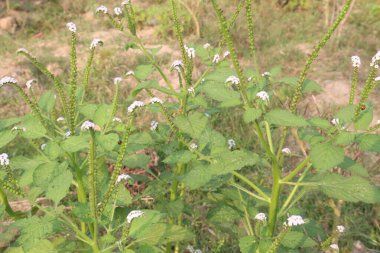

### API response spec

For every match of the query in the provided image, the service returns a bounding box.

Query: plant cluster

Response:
[0,0,379,252]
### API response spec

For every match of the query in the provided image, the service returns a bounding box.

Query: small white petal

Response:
[57,117,65,122]
[184,45,196,59]
[116,174,132,184]
[256,91,270,102]
[223,51,230,58]
[254,213,266,221]
[0,153,10,166]
[336,225,345,233]
[25,79,35,89]
[0,76,17,86]
[287,215,305,226]
[227,139,236,150]
[17,48,29,54]
[66,22,77,33]
[40,143,47,150]
[96,5,108,14]
[126,70,135,76]
[112,117,122,123]
[351,55,361,68]
[114,77,122,85]
[281,148,291,154]
[90,38,103,49]
[261,71,271,77]
[127,101,145,113]
[212,54,220,64]
[189,143,198,150]
[150,120,158,131]
[225,76,240,85]
[331,118,339,126]
[81,121,95,131]
[203,43,211,49]
[114,7,122,16]
[330,244,339,250]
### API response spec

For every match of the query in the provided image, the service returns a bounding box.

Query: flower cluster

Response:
[203,43,211,49]
[185,45,196,59]
[64,131,71,139]
[212,54,220,64]
[225,76,240,85]
[114,7,122,16]
[96,5,108,14]
[336,225,345,233]
[11,126,26,132]
[150,97,163,104]
[150,120,158,131]
[66,22,77,33]
[227,139,236,150]
[187,86,195,95]
[330,244,339,250]
[116,174,132,184]
[351,55,361,68]
[331,118,339,126]
[126,70,135,76]
[57,117,65,122]
[189,143,198,150]
[16,48,29,54]
[113,117,122,123]
[281,148,291,155]
[286,215,305,226]
[223,51,230,58]
[121,0,130,6]
[90,38,103,49]
[171,60,183,72]
[128,101,144,113]
[256,91,269,102]
[25,79,35,89]
[127,210,144,223]
[40,143,47,150]
[81,121,96,131]
[262,71,271,77]
[0,76,17,87]
[114,77,122,85]
[370,51,380,69]
[254,212,266,221]
[0,153,10,166]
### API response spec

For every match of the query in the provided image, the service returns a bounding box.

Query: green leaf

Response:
[33,162,72,204]
[181,164,214,190]
[211,150,259,175]
[115,183,132,206]
[308,117,331,129]
[97,133,119,151]
[354,106,373,130]
[131,80,174,97]
[38,91,55,113]
[127,132,154,152]
[201,82,241,107]
[281,231,316,249]
[124,154,150,168]
[125,42,139,51]
[0,117,21,130]
[334,132,356,145]
[21,116,46,139]
[93,104,112,128]
[135,64,154,80]
[61,135,90,152]
[239,236,258,253]
[265,109,309,127]
[29,239,56,253]
[335,105,355,124]
[79,104,98,119]
[44,141,61,160]
[4,247,24,253]
[174,112,208,139]
[310,142,344,171]
[311,173,380,203]
[338,157,369,177]
[278,77,322,93]
[357,134,380,152]
[163,150,194,165]
[0,130,16,148]
[243,108,262,123]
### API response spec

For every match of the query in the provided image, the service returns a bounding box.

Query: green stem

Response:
[281,156,310,182]
[264,121,274,153]
[69,32,78,133]
[237,188,254,236]
[267,162,281,236]
[88,129,98,247]
[230,182,269,202]
[232,171,270,201]
[349,67,358,104]
[0,187,23,218]
[103,82,120,133]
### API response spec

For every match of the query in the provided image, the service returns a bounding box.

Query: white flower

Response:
[331,118,339,126]
[150,97,163,104]
[57,116,65,122]
[282,148,291,154]
[184,45,195,59]
[330,244,339,250]
[248,77,253,81]
[194,250,202,253]
[351,55,361,68]
[66,22,77,33]
[113,117,122,123]
[116,174,132,184]
[25,79,35,89]
[187,86,195,95]
[0,76,17,86]
[227,139,236,150]
[255,213,266,221]
[377,120,380,125]
[225,76,240,85]
[127,210,144,223]
[126,70,135,76]
[256,91,269,102]
[375,76,380,82]
[96,5,108,14]
[114,77,122,85]
[64,131,71,138]
[150,120,158,131]
[223,51,230,58]
[262,71,271,77]
[16,48,28,54]
[40,143,47,150]
[90,38,103,49]
[121,0,130,6]
[171,60,183,72]
[336,225,345,233]
[11,126,26,132]
[370,51,380,69]
[114,7,122,16]
[127,101,144,113]
[0,153,10,166]
[212,54,220,64]
[203,43,211,49]
[189,143,198,150]
[81,120,95,131]
[286,215,305,226]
